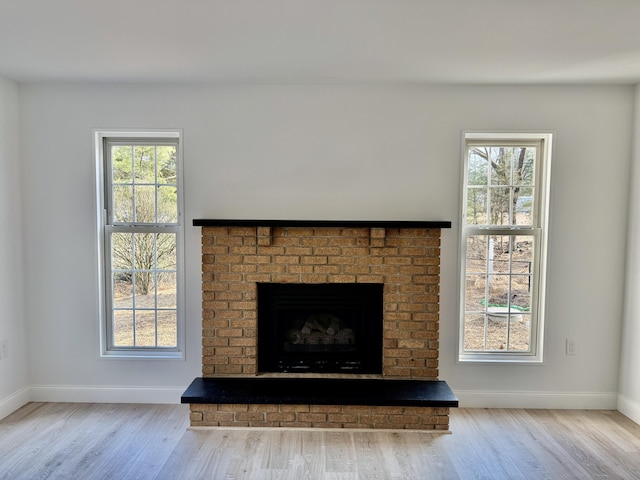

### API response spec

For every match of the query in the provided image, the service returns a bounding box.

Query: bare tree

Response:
[469,146,533,225]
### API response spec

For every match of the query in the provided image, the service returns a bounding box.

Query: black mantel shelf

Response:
[193,219,452,229]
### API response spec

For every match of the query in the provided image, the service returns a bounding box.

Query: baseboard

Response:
[455,390,618,409]
[2,386,623,418]
[617,394,640,424]
[0,386,30,421]
[29,385,186,404]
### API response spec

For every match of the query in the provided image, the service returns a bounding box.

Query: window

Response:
[95,131,184,358]
[459,132,552,363]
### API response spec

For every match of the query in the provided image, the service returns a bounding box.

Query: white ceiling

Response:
[2,0,640,84]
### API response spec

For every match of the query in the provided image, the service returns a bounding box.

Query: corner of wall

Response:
[618,83,640,413]
[0,76,29,415]
[0,387,30,421]
[618,393,640,425]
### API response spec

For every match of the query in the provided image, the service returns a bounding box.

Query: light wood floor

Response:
[2,403,640,479]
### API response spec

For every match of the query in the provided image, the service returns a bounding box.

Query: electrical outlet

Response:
[0,339,7,360]
[566,338,576,356]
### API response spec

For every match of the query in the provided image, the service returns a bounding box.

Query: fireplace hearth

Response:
[257,283,383,374]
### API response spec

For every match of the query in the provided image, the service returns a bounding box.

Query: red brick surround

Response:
[196,225,447,429]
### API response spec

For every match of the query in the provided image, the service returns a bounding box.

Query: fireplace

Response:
[257,282,383,374]
[183,219,458,430]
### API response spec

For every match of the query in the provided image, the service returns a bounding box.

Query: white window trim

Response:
[94,129,185,359]
[458,132,552,364]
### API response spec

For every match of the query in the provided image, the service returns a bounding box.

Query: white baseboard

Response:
[29,385,186,404]
[0,387,30,421]
[617,394,640,424]
[455,390,618,409]
[1,386,624,421]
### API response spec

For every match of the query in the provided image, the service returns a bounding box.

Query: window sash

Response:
[460,229,542,356]
[464,140,542,228]
[104,224,181,352]
[105,139,180,227]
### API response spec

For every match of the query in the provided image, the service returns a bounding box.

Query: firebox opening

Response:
[257,283,383,374]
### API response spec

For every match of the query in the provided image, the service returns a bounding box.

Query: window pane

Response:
[485,317,508,351]
[466,235,488,273]
[134,185,156,223]
[135,310,158,347]
[133,232,156,269]
[111,146,132,182]
[511,237,534,312]
[489,187,511,224]
[112,272,133,309]
[514,147,536,187]
[113,185,133,223]
[156,234,176,270]
[464,313,486,351]
[157,146,177,184]
[133,145,156,183]
[465,275,486,311]
[158,272,177,308]
[489,147,513,186]
[158,310,177,347]
[466,187,487,224]
[157,186,178,223]
[508,314,531,352]
[134,270,155,298]
[514,187,534,225]
[111,232,133,270]
[468,148,488,186]
[488,273,511,307]
[113,310,134,346]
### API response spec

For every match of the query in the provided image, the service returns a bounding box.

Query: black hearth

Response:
[257,283,383,374]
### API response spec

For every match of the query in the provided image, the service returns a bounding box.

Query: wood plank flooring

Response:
[2,403,640,479]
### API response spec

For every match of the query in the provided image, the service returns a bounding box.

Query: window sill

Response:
[458,352,543,364]
[100,350,184,360]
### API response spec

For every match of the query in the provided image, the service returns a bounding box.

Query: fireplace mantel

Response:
[193,219,452,229]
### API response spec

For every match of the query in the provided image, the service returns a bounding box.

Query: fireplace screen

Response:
[257,283,383,374]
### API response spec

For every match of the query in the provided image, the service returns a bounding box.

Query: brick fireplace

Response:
[184,219,456,430]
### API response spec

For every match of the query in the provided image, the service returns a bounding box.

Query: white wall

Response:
[18,83,633,407]
[0,77,29,418]
[619,85,640,422]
